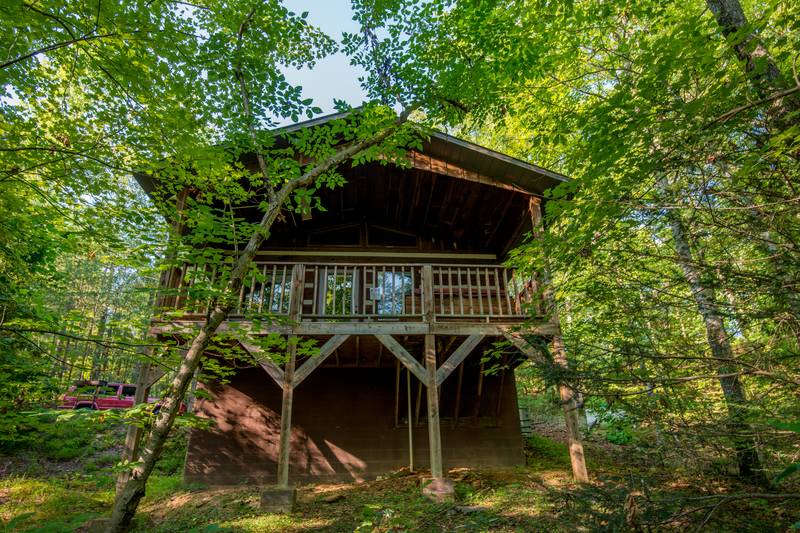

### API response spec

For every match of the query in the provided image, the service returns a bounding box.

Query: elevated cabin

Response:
[138,114,570,489]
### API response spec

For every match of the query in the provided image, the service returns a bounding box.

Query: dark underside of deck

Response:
[185,363,524,485]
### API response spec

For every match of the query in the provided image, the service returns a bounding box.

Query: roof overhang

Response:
[135,110,570,200]
[275,110,570,196]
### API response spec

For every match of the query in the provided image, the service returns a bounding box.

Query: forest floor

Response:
[0,411,798,532]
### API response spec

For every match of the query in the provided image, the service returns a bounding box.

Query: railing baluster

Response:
[207,264,218,315]
[321,266,328,315]
[183,263,193,312]
[372,266,377,314]
[448,267,454,316]
[485,267,494,316]
[278,265,287,313]
[399,267,406,315]
[331,265,338,315]
[503,268,514,316]
[376,265,386,315]
[268,264,277,313]
[391,266,396,315]
[467,267,474,315]
[362,266,367,315]
[257,264,266,313]
[311,266,318,315]
[475,267,484,315]
[494,267,503,316]
[458,268,464,316]
[410,267,416,316]
[437,268,444,316]
[527,272,534,309]
[342,266,347,315]
[248,270,256,313]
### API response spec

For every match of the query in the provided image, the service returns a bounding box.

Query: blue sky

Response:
[282,0,368,118]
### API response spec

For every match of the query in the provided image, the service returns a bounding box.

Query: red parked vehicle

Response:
[58,380,157,410]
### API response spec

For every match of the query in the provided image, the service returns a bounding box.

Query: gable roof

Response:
[136,110,570,201]
[275,110,569,196]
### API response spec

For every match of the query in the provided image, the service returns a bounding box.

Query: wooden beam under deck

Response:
[151,320,559,338]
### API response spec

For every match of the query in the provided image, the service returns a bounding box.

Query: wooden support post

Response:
[421,332,454,502]
[276,337,296,488]
[424,334,444,479]
[406,368,414,471]
[422,265,434,323]
[276,264,305,489]
[527,197,589,484]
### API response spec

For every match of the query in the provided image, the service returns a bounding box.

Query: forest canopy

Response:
[1,0,799,530]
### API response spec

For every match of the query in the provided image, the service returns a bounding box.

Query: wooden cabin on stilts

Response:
[131,112,588,509]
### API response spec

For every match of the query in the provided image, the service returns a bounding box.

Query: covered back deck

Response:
[135,124,586,495]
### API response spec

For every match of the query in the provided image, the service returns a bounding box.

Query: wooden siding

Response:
[184,365,524,485]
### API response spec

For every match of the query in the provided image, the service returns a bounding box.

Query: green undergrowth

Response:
[524,433,571,470]
[0,408,190,531]
[1,414,797,532]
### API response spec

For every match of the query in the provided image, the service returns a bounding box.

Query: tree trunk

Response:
[552,333,590,483]
[666,206,767,485]
[90,308,110,380]
[108,111,413,532]
[528,197,589,483]
[706,0,800,129]
[706,0,800,328]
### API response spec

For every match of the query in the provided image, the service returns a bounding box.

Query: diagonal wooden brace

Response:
[375,334,427,383]
[502,331,546,363]
[435,334,484,386]
[292,334,349,388]
[238,337,284,387]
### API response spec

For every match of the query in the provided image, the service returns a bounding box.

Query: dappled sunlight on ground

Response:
[2,426,798,532]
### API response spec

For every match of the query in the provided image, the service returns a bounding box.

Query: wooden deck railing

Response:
[163,261,543,322]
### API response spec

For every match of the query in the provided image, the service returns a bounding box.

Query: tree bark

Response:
[665,202,767,486]
[529,197,590,483]
[108,111,413,532]
[706,0,800,350]
[705,0,799,130]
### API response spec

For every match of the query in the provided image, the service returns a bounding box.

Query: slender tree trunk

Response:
[90,308,110,380]
[705,0,800,329]
[184,366,200,414]
[529,197,589,483]
[666,206,767,485]
[108,112,412,532]
[552,333,590,482]
[705,0,800,129]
